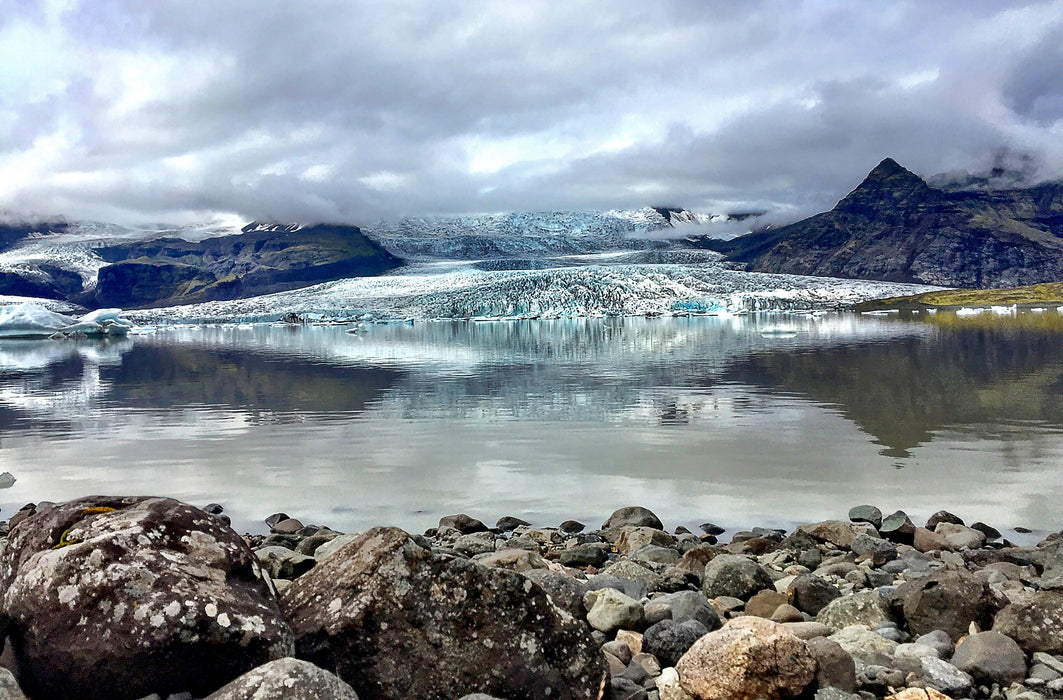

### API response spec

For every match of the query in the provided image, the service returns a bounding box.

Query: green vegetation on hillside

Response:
[856,282,1063,311]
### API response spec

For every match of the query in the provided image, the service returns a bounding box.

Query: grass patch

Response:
[856,282,1063,311]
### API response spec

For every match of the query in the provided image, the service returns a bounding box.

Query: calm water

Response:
[2,312,1063,541]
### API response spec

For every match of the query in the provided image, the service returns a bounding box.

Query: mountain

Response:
[90,223,402,308]
[705,158,1063,288]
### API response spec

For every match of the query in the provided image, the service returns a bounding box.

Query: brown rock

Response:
[744,589,789,618]
[797,520,873,549]
[897,569,997,641]
[912,527,951,553]
[993,590,1063,653]
[676,617,816,700]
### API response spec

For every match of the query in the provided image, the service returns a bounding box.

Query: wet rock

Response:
[264,512,289,528]
[204,657,359,699]
[994,591,1063,654]
[970,522,1002,540]
[700,554,774,600]
[880,510,916,544]
[951,630,1027,686]
[699,522,725,536]
[559,519,585,534]
[585,588,645,634]
[281,527,604,700]
[816,589,894,631]
[437,513,488,534]
[897,568,996,640]
[0,496,293,700]
[675,616,816,700]
[495,516,530,531]
[642,619,710,667]
[806,636,856,692]
[603,506,664,531]
[848,505,883,530]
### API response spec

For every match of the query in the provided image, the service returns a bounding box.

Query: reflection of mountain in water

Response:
[100,345,404,418]
[721,326,1063,458]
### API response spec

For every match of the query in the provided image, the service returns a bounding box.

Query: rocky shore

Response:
[1,498,1063,700]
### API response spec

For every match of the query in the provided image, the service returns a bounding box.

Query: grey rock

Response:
[495,516,530,531]
[1032,652,1063,675]
[807,637,856,692]
[522,568,587,618]
[0,496,293,700]
[816,589,894,631]
[0,667,27,700]
[602,640,633,665]
[788,573,842,616]
[586,572,649,601]
[585,588,645,633]
[914,630,955,659]
[294,532,340,557]
[603,506,664,531]
[952,630,1028,686]
[559,519,585,534]
[814,689,862,700]
[848,505,883,530]
[270,518,304,534]
[614,527,676,555]
[699,522,725,536]
[850,534,897,566]
[880,510,916,544]
[473,548,548,573]
[643,590,720,630]
[599,560,663,595]
[700,553,774,600]
[642,618,710,666]
[264,512,289,528]
[559,544,608,568]
[281,527,604,700]
[894,642,940,661]
[630,544,680,566]
[608,677,649,700]
[827,625,898,665]
[313,533,359,561]
[926,510,964,529]
[205,658,359,699]
[897,568,996,640]
[1029,663,1062,683]
[894,655,972,696]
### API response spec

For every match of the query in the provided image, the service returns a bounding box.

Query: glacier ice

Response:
[0,302,133,338]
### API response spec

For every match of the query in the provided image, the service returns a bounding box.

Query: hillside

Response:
[705,158,1063,288]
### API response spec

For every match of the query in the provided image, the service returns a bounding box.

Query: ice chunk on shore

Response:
[0,303,77,338]
[61,308,134,337]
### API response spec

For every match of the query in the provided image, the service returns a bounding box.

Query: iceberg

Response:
[0,303,134,339]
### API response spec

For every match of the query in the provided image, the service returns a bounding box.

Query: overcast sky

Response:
[1,0,1062,226]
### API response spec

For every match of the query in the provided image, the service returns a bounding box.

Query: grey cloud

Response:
[1,1,1062,226]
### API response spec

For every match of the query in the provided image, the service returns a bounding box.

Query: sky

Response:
[1,0,1062,227]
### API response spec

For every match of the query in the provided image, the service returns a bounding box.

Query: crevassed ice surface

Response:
[2,312,1062,540]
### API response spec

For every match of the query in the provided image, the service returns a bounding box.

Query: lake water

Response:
[2,311,1063,542]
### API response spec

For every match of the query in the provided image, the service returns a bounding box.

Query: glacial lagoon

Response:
[2,311,1063,541]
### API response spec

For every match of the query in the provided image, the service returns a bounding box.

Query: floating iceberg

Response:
[0,303,133,339]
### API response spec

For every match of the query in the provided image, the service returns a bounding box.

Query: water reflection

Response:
[0,313,1061,537]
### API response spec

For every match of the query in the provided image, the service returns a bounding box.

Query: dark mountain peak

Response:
[835,158,936,216]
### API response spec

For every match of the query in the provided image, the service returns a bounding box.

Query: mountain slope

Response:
[710,158,1063,288]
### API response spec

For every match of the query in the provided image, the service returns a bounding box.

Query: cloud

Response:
[1,0,1062,225]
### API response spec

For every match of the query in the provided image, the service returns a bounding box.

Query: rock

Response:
[270,518,304,534]
[522,569,587,618]
[204,658,359,699]
[828,625,898,665]
[896,655,973,696]
[587,572,649,602]
[798,520,872,549]
[782,621,834,640]
[926,510,964,529]
[880,510,916,544]
[608,677,648,699]
[496,516,530,531]
[642,619,711,667]
[884,689,951,700]
[787,573,842,616]
[295,532,341,557]
[815,690,862,700]
[643,590,720,630]
[848,505,883,530]
[281,527,604,700]
[264,512,290,528]
[656,666,694,700]
[617,630,644,656]
[0,496,293,700]
[675,616,816,700]
[559,519,585,534]
[603,506,664,531]
[934,522,986,550]
[0,667,28,700]
[912,527,951,553]
[437,513,488,534]
[816,589,894,631]
[585,588,645,633]
[914,630,955,659]
[700,554,774,600]
[474,548,548,572]
[631,544,680,566]
[970,521,1002,540]
[951,630,1027,686]
[614,527,676,555]
[699,522,725,536]
[744,589,790,618]
[851,533,897,566]
[603,640,633,665]
[897,569,996,640]
[806,637,856,692]
[1032,651,1063,675]
[313,533,359,560]
[994,592,1063,655]
[454,532,497,557]
[256,546,317,580]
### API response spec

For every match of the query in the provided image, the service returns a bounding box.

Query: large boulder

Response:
[993,590,1063,653]
[0,496,293,700]
[897,569,997,640]
[950,631,1026,686]
[602,506,664,531]
[205,658,360,699]
[676,616,816,700]
[816,589,894,631]
[280,527,605,700]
